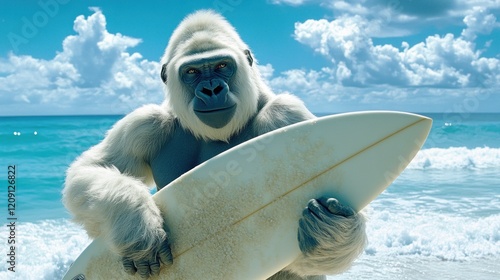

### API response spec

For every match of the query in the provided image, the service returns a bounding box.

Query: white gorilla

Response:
[63,10,366,280]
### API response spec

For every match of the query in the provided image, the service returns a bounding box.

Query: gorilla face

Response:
[162,50,254,132]
[179,56,238,129]
[161,11,267,141]
[160,10,262,142]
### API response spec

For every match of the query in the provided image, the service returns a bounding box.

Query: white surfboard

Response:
[63,111,431,280]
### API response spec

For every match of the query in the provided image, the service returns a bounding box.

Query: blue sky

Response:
[1,0,499,116]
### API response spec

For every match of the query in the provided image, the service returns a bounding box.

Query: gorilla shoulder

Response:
[102,104,176,163]
[254,93,315,135]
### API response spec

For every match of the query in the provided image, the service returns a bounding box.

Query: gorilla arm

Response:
[62,104,174,277]
[254,94,367,278]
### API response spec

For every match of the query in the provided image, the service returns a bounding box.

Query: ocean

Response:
[0,113,499,279]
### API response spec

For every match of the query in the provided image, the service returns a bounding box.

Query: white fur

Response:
[285,211,367,277]
[254,93,316,134]
[63,105,174,259]
[63,10,367,279]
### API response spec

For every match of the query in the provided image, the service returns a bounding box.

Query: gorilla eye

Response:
[216,63,227,69]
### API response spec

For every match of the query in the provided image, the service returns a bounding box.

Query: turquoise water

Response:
[0,113,499,279]
[0,115,120,221]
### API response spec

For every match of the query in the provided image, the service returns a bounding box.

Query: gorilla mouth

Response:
[194,104,236,113]
[194,104,237,128]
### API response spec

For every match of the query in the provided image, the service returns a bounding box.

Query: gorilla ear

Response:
[244,49,253,67]
[160,63,168,84]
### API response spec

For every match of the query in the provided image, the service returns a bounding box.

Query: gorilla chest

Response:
[150,127,254,190]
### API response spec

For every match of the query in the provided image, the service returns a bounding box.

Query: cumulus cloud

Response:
[461,7,498,40]
[264,0,500,111]
[57,7,143,88]
[0,8,162,116]
[273,0,500,38]
[292,15,500,88]
[257,63,275,81]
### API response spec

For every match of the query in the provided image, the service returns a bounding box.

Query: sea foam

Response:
[0,219,90,280]
[408,147,500,170]
[364,208,500,261]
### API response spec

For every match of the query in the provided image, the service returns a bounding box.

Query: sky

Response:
[1,0,499,116]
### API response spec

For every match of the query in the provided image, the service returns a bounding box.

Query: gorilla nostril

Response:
[214,85,224,95]
[201,88,213,96]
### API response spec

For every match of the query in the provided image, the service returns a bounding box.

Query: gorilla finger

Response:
[298,217,319,239]
[318,197,354,217]
[298,217,308,231]
[136,260,152,279]
[150,257,161,276]
[306,199,330,220]
[122,257,137,275]
[158,239,173,265]
[301,205,318,222]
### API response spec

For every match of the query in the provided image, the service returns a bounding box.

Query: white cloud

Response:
[270,68,327,94]
[265,67,349,107]
[0,8,163,116]
[292,15,500,88]
[264,64,499,112]
[275,0,500,38]
[263,1,500,112]
[461,7,498,40]
[56,7,143,88]
[257,63,275,81]
[269,0,313,6]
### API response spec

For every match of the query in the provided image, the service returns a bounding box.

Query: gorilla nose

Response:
[195,79,229,105]
[201,85,224,96]
[198,79,227,96]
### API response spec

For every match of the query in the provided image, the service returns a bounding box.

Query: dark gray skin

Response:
[180,55,238,128]
[125,53,358,279]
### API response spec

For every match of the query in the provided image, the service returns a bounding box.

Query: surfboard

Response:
[63,111,432,280]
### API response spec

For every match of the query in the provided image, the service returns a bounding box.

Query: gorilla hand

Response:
[121,236,172,278]
[298,197,363,254]
[109,204,173,278]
